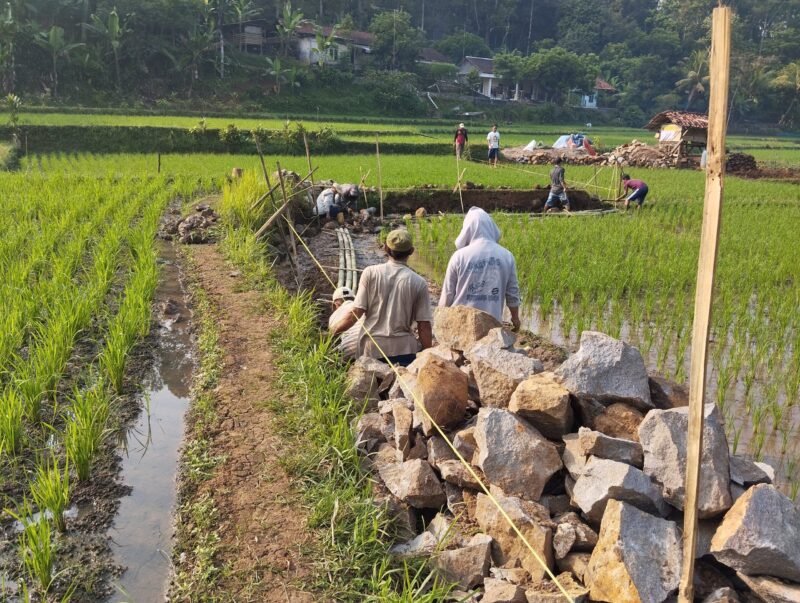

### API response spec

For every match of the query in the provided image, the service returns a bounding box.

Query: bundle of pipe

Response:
[336,228,359,291]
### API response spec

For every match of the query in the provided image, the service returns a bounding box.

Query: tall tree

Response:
[771,61,800,125]
[369,10,422,71]
[85,9,129,91]
[675,49,709,110]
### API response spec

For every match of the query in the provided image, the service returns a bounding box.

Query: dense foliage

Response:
[0,0,798,124]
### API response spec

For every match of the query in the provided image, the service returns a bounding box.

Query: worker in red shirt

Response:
[620,174,649,210]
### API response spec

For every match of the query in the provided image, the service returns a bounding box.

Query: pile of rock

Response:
[162,204,220,244]
[603,140,675,168]
[350,306,798,602]
[726,153,758,174]
[502,147,602,166]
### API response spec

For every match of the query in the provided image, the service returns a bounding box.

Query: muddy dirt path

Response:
[188,244,315,602]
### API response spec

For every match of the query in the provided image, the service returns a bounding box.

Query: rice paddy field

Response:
[0,172,206,599]
[1,110,799,599]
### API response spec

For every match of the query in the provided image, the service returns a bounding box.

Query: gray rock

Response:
[482,578,527,603]
[412,355,469,435]
[735,573,800,603]
[562,433,589,480]
[443,482,465,516]
[433,539,492,589]
[427,435,456,469]
[585,499,682,603]
[577,427,643,468]
[468,348,544,408]
[465,327,518,357]
[453,425,478,464]
[426,512,464,546]
[475,493,554,582]
[710,484,800,581]
[572,457,670,524]
[387,367,417,400]
[702,587,741,603]
[475,407,563,501]
[540,494,573,517]
[346,356,395,405]
[729,455,772,486]
[378,459,446,509]
[639,403,732,518]
[365,442,398,473]
[489,567,531,585]
[509,372,574,439]
[433,306,502,351]
[438,460,482,490]
[554,331,653,411]
[552,512,598,559]
[389,531,438,558]
[649,375,689,409]
[355,412,384,453]
[392,401,414,458]
[373,482,418,541]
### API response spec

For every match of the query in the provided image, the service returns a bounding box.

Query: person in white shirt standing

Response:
[486,124,500,168]
[439,207,521,329]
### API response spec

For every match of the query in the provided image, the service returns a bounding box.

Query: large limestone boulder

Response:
[433,306,502,351]
[577,427,643,468]
[475,408,563,501]
[508,372,574,439]
[412,355,469,435]
[407,345,461,374]
[466,326,517,356]
[346,356,395,405]
[639,403,732,517]
[710,484,800,581]
[572,457,669,524]
[736,572,800,603]
[585,499,682,603]
[475,493,554,582]
[433,535,492,589]
[468,348,544,408]
[554,331,653,411]
[378,459,446,509]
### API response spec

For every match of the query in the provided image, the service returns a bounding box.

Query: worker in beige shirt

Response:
[332,229,432,367]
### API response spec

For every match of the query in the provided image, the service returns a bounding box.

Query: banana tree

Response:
[264,56,290,94]
[34,26,83,98]
[313,24,337,67]
[230,0,258,51]
[85,9,130,91]
[276,1,305,57]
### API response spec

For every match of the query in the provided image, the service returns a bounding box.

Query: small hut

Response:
[645,111,708,166]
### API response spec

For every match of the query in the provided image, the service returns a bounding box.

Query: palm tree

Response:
[172,24,216,98]
[675,50,709,110]
[771,61,800,126]
[313,24,337,67]
[85,10,130,92]
[34,26,83,98]
[276,1,306,57]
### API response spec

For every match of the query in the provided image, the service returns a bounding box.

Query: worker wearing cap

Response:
[332,229,432,367]
[328,286,362,360]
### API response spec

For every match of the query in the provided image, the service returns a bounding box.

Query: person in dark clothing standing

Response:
[544,157,571,212]
[454,123,468,159]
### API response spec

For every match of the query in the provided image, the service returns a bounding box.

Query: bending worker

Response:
[328,286,362,360]
[620,174,649,209]
[314,182,359,223]
[332,229,432,367]
[439,207,522,330]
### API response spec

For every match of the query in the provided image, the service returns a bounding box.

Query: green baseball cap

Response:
[386,229,413,252]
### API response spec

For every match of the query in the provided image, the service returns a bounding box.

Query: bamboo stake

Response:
[157,152,161,174]
[276,161,299,267]
[376,134,384,221]
[455,155,465,214]
[303,132,315,190]
[679,6,731,602]
[358,167,371,212]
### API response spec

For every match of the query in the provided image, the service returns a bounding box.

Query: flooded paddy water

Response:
[107,242,194,602]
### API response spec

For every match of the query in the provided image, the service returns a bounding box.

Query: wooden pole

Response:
[678,6,731,602]
[455,154,465,214]
[303,132,315,189]
[376,134,384,221]
[276,161,299,268]
[157,152,161,174]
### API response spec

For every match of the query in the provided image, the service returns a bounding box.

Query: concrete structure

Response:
[294,24,374,67]
[458,56,498,99]
[580,77,617,109]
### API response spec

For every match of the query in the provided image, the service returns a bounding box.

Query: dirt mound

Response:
[726,152,758,173]
[384,188,604,214]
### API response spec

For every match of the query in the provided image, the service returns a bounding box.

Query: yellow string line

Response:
[281,216,576,603]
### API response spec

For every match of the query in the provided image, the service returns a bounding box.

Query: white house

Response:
[580,77,617,108]
[294,24,374,67]
[458,56,498,98]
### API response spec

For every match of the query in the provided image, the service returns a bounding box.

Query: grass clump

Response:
[30,455,71,533]
[64,385,111,481]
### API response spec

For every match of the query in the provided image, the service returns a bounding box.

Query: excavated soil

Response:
[187,244,315,602]
[383,188,604,213]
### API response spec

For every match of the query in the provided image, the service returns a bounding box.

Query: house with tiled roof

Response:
[457,56,500,99]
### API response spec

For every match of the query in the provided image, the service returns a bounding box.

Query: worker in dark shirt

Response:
[454,123,469,159]
[544,157,570,212]
[620,174,649,210]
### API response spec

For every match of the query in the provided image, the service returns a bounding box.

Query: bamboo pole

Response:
[376,134,384,221]
[679,6,731,602]
[455,154,465,214]
[276,161,299,267]
[303,132,315,190]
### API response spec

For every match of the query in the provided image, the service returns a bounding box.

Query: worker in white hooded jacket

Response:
[439,207,522,329]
